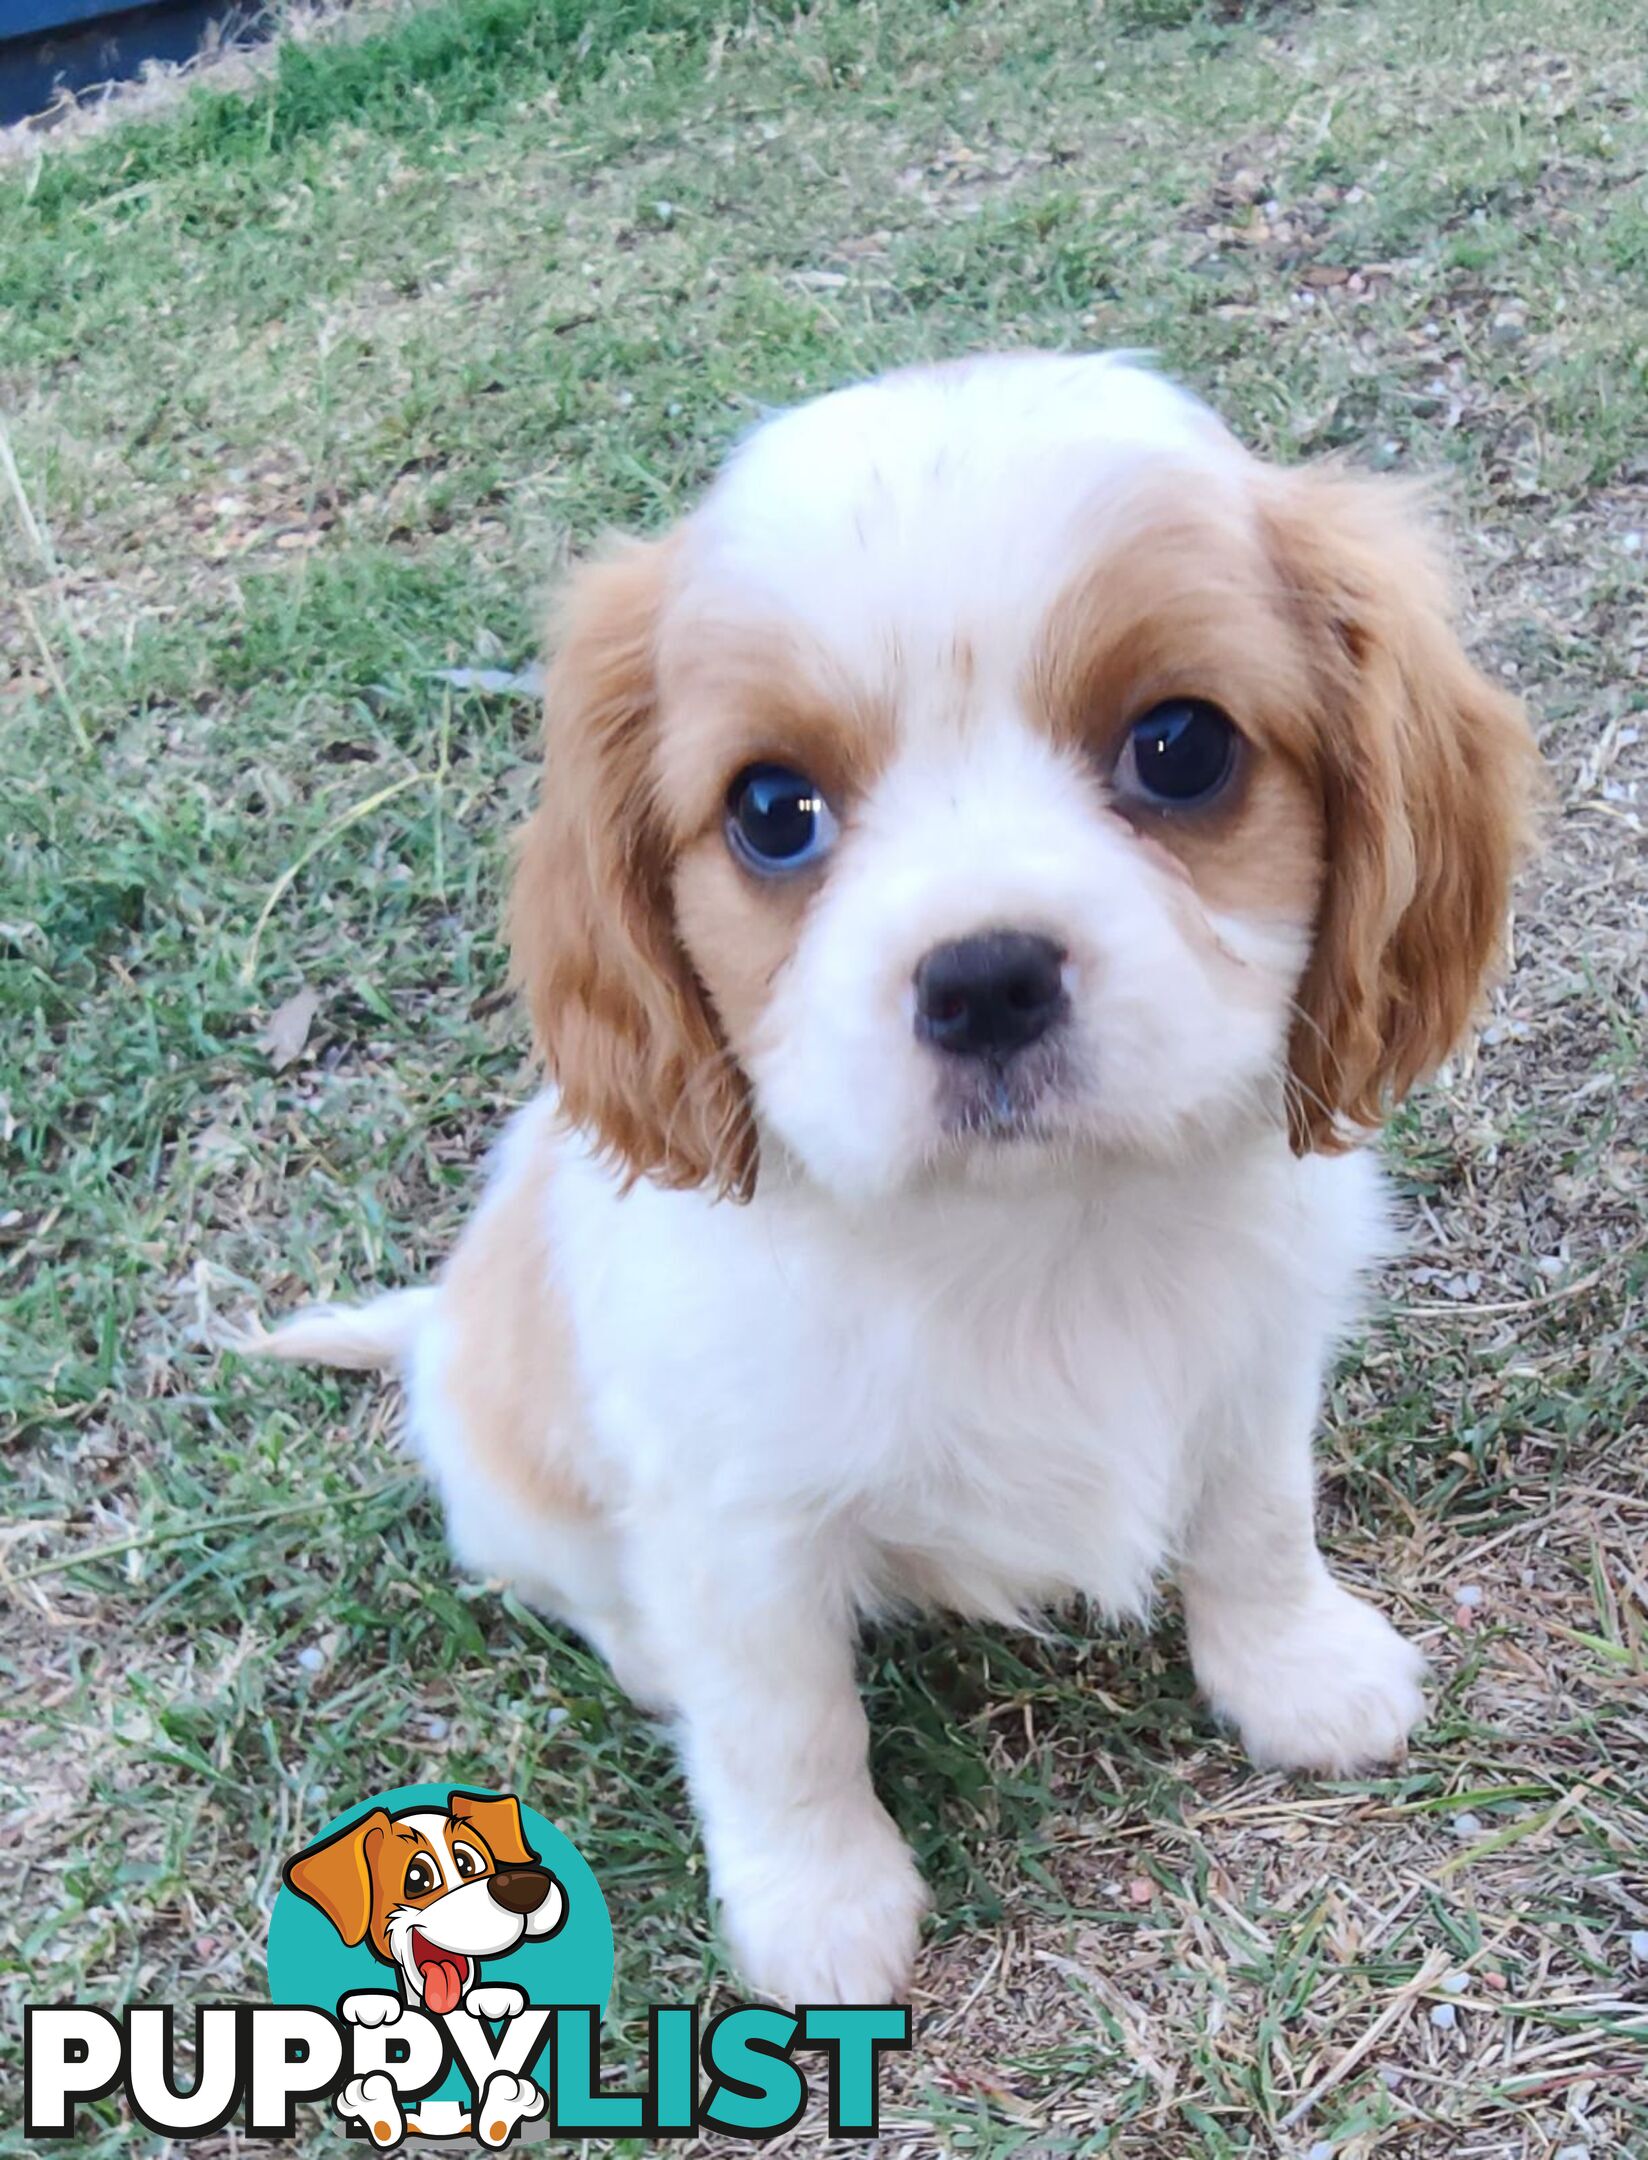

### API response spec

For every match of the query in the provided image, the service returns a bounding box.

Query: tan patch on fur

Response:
[511,537,905,1198]
[437,1117,598,1526]
[1259,466,1540,1149]
[671,839,814,1054]
[1030,466,1538,1145]
[1030,476,1326,931]
[655,625,898,1059]
[655,620,898,839]
[509,536,758,1198]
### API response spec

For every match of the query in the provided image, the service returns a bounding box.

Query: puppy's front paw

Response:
[1193,1580,1427,1774]
[718,1807,927,2006]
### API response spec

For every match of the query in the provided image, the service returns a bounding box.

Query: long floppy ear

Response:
[1265,469,1540,1152]
[508,538,757,1199]
[448,1790,538,1870]
[283,1807,392,1947]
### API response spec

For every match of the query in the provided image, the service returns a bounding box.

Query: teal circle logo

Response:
[267,1783,612,2128]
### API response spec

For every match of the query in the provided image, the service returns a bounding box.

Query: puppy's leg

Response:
[628,1518,926,2006]
[407,1102,672,1711]
[430,1459,671,1713]
[1179,1364,1426,1774]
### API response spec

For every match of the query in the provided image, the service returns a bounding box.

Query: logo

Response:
[25,1780,910,2146]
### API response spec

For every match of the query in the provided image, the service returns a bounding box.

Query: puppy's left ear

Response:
[449,1790,538,1870]
[1264,468,1541,1152]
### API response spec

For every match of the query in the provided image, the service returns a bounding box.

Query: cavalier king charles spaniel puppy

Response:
[263,352,1537,2005]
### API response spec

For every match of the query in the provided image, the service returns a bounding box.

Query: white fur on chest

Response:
[548,1132,1386,1626]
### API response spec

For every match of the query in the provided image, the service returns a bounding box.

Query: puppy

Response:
[262,353,1536,2006]
[284,1789,566,2016]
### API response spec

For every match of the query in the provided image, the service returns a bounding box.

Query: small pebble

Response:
[1441,1970,1470,1994]
[1553,2147,1590,2160]
[1453,1584,1483,1608]
[1429,2001,1457,2029]
[1630,1930,1648,1965]
[1484,1970,1508,1991]
[1126,1877,1154,1906]
[296,1645,326,1673]
[1451,1812,1484,1838]
[1306,2142,1335,2160]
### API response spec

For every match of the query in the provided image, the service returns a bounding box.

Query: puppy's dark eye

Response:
[726,763,838,874]
[453,1845,483,1879]
[1118,700,1238,807]
[404,1856,437,1898]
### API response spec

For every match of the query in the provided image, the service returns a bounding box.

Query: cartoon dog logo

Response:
[284,1789,565,2145]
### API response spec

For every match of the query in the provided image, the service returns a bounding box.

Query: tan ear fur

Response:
[283,1807,391,1947]
[1265,469,1540,1151]
[448,1790,538,1870]
[508,539,757,1199]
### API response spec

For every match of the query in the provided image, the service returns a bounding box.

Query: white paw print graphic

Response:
[337,2071,403,2148]
[475,2071,546,2148]
[339,1991,405,2029]
[464,1983,528,2022]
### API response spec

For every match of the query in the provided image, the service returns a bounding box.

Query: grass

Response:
[2,0,1646,2152]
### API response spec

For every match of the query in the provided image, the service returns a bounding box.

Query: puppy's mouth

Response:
[933,1043,1069,1145]
[410,1929,473,2015]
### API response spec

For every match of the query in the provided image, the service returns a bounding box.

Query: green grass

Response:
[3,0,1646,2152]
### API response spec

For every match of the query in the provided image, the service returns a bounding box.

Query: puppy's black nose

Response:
[913,932,1067,1059]
[488,1867,553,1915]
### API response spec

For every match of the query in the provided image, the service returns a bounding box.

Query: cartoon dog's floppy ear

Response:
[284,1807,393,1947]
[449,1790,538,1870]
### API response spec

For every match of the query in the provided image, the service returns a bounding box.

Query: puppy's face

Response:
[513,356,1536,1202]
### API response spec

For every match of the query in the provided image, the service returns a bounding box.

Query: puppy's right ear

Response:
[283,1807,392,1947]
[508,539,757,1199]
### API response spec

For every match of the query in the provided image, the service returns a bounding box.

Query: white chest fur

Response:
[548,1130,1386,1626]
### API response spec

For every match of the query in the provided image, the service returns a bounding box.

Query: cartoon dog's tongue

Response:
[412,1932,468,2015]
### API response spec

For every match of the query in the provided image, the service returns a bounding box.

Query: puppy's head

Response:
[512,354,1537,1202]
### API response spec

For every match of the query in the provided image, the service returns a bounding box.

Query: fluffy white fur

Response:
[262,353,1536,2007]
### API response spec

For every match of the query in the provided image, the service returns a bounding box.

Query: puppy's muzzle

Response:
[913,931,1067,1060]
[487,1866,555,1916]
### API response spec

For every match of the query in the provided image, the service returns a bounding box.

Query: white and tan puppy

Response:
[263,353,1536,2006]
